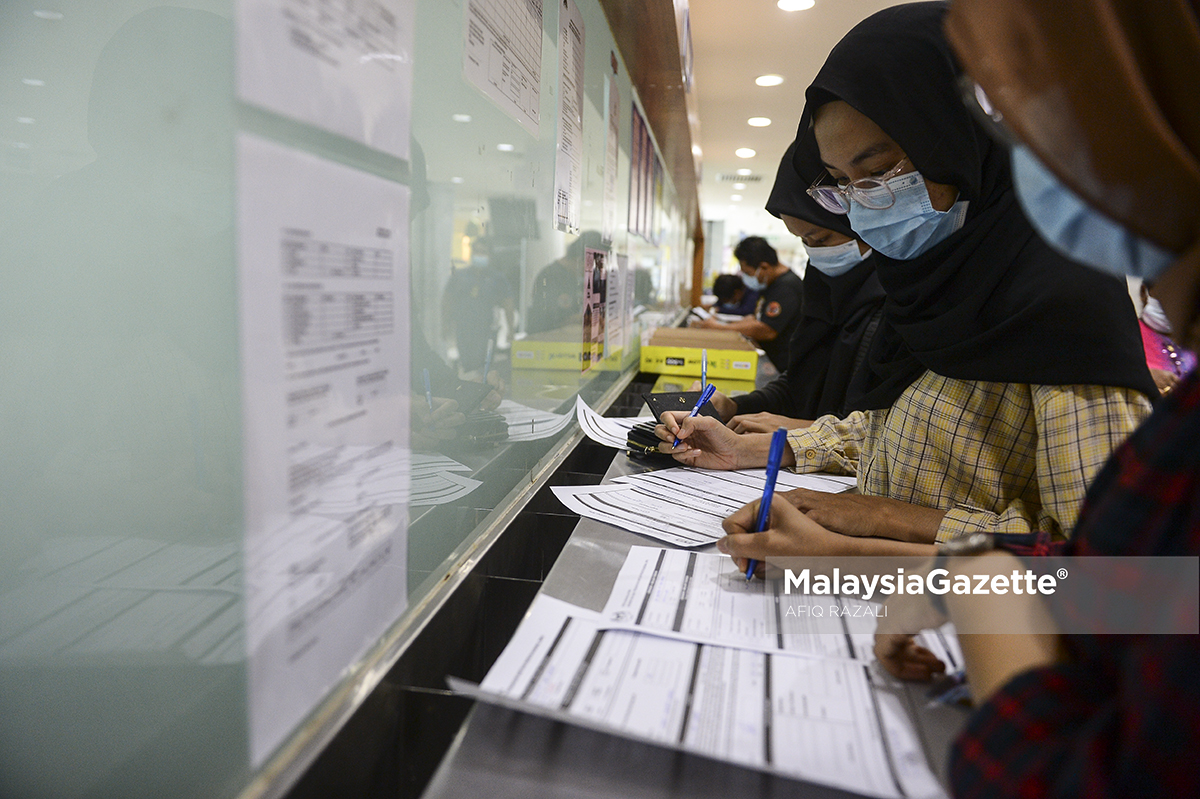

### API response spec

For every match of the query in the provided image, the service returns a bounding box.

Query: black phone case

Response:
[453,380,492,414]
[641,391,721,422]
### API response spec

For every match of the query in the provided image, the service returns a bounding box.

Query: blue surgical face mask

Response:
[1010,143,1176,281]
[803,239,870,277]
[741,271,765,291]
[847,170,969,260]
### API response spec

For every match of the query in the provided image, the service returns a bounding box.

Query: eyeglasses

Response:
[806,157,911,215]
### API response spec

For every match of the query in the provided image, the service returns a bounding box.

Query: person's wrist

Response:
[737,432,772,469]
[929,532,994,615]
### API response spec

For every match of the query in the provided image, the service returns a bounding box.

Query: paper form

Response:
[574,396,642,449]
[599,546,880,660]
[550,464,855,548]
[461,593,946,799]
[553,0,584,233]
[237,134,411,764]
[236,0,414,159]
[463,0,543,136]
[496,399,573,441]
[551,483,728,547]
[614,466,857,500]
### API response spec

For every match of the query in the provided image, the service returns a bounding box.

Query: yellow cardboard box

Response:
[639,328,758,380]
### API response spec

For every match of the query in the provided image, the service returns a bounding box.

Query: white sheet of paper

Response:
[463,0,542,135]
[236,0,414,159]
[574,396,642,449]
[237,134,411,764]
[462,593,946,799]
[553,0,584,233]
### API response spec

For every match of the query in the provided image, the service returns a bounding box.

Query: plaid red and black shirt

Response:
[950,370,1200,798]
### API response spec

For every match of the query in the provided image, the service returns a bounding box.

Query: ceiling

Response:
[687,0,897,249]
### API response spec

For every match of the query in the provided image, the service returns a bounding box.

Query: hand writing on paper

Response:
[655,412,786,471]
[717,494,850,576]
[783,488,946,545]
[728,412,813,434]
[480,370,506,411]
[411,396,465,450]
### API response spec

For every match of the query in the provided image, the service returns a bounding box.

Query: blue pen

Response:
[482,337,494,382]
[422,368,433,410]
[700,348,707,390]
[672,382,717,449]
[746,427,788,580]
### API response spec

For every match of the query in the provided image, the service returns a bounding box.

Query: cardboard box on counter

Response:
[639,327,758,380]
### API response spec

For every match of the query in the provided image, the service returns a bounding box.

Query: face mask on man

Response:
[741,271,766,291]
[847,170,969,260]
[1010,143,1176,282]
[804,239,870,276]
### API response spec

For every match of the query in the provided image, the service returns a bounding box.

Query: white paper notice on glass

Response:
[602,74,620,243]
[236,0,414,160]
[464,0,543,136]
[554,0,584,233]
[606,248,625,355]
[454,593,947,799]
[237,133,411,765]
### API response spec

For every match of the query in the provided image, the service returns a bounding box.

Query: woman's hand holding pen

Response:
[717,494,849,576]
[656,413,795,471]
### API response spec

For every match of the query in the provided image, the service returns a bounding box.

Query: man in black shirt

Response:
[692,236,803,371]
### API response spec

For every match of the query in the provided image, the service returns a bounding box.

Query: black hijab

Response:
[762,140,893,417]
[793,1,1156,407]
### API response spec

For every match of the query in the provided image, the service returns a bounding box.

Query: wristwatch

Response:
[936,530,994,558]
[930,531,994,615]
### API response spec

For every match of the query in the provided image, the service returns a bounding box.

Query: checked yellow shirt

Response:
[786,370,1152,542]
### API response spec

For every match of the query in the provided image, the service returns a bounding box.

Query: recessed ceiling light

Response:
[496,143,515,152]
[755,74,784,87]
[733,183,746,190]
[731,195,744,202]
[17,117,34,124]
[747,117,771,127]
[33,10,64,20]
[778,0,816,11]
[450,176,464,184]
[22,78,45,86]
[692,144,702,156]
[736,168,752,176]
[735,148,756,158]
[452,113,472,123]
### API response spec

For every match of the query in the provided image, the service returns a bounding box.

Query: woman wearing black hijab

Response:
[662,1,1156,561]
[703,141,889,431]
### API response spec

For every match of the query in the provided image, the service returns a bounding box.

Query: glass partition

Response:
[0,1,692,797]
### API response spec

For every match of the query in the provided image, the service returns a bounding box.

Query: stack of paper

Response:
[497,399,573,442]
[574,396,644,449]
